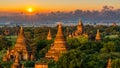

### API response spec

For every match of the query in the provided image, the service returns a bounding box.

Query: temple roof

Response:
[54,23,66,43]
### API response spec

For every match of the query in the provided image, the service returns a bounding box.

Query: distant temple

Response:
[106,58,112,68]
[95,29,101,41]
[3,26,33,62]
[45,23,67,61]
[112,22,117,26]
[47,29,52,40]
[68,19,88,38]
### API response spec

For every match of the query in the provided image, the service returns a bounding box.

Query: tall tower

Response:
[95,29,101,41]
[47,29,52,40]
[77,19,83,34]
[106,58,112,68]
[45,23,67,61]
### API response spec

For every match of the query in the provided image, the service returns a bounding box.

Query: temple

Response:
[47,29,52,40]
[45,23,67,61]
[106,58,112,68]
[95,29,101,41]
[68,19,88,38]
[3,26,33,62]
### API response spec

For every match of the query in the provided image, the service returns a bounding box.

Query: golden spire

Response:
[77,19,83,34]
[95,29,101,41]
[47,29,52,40]
[14,26,27,50]
[16,26,25,42]
[54,23,66,44]
[106,58,112,68]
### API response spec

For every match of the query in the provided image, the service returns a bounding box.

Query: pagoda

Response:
[95,29,101,41]
[47,29,52,40]
[3,26,32,62]
[45,23,67,61]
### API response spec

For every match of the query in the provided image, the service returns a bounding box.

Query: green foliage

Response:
[0,49,6,61]
[112,59,120,68]
[100,41,116,53]
[24,61,35,67]
[48,60,57,68]
[67,38,80,49]
[0,35,12,50]
[1,61,13,68]
[57,49,86,68]
[77,35,88,45]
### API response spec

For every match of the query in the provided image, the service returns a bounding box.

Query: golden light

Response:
[27,8,33,13]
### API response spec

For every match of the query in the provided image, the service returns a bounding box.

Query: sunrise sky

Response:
[0,0,120,12]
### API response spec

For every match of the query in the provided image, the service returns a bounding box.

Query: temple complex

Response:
[106,58,112,68]
[3,26,33,62]
[47,29,52,40]
[45,23,67,61]
[95,29,101,41]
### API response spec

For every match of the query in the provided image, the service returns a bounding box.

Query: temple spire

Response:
[45,23,67,61]
[95,29,101,41]
[106,58,112,68]
[77,19,83,34]
[54,23,66,43]
[78,18,82,25]
[47,29,52,40]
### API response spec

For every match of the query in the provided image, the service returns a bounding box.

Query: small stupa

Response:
[47,29,52,40]
[95,29,101,41]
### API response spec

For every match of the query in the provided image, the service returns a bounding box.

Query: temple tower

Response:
[77,19,83,34]
[3,26,32,62]
[95,29,101,41]
[45,23,67,61]
[106,58,112,68]
[47,29,52,40]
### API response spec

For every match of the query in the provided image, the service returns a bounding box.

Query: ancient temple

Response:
[76,19,83,34]
[106,58,112,68]
[95,29,101,41]
[3,26,32,62]
[68,19,88,38]
[45,23,67,61]
[47,29,52,40]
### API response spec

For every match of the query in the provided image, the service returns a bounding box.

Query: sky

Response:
[0,0,120,12]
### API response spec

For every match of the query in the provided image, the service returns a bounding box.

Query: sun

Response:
[27,8,33,13]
